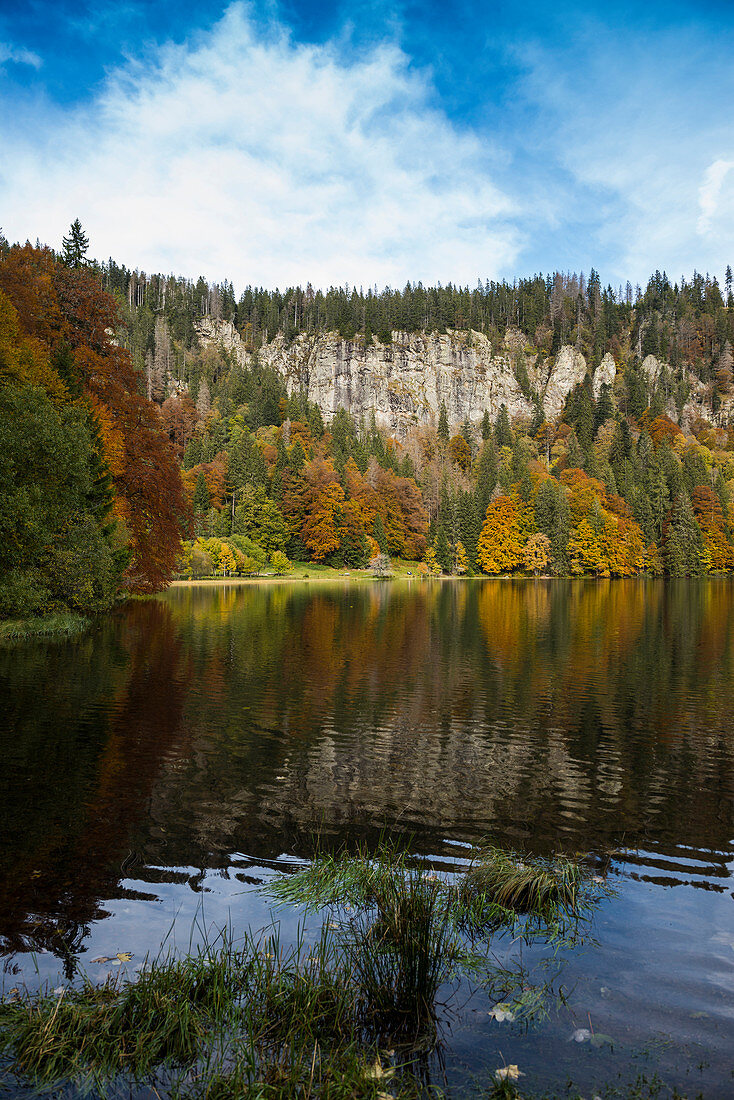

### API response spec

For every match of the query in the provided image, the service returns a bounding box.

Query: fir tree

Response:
[494,404,512,447]
[61,219,89,268]
[193,472,211,512]
[434,524,452,573]
[437,401,450,444]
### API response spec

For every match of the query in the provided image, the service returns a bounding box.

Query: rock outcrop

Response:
[541,347,588,419]
[593,352,616,400]
[196,320,600,434]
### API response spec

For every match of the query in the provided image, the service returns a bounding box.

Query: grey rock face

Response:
[641,354,664,385]
[593,353,616,400]
[195,321,593,434]
[542,347,588,419]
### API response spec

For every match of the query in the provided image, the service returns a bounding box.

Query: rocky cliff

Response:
[194,319,712,433]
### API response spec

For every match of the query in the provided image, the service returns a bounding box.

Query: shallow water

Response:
[1,579,733,1096]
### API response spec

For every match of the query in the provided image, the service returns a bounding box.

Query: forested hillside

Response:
[3,222,734,610]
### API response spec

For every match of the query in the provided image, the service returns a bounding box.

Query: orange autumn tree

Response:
[691,486,734,570]
[299,457,346,560]
[0,244,189,591]
[478,494,524,573]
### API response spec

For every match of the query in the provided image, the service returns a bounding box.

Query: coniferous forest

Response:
[3,224,734,622]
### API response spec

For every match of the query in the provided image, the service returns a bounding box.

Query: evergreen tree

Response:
[373,514,388,553]
[437,401,450,444]
[61,219,89,268]
[434,524,452,573]
[494,404,512,447]
[475,438,498,518]
[594,383,614,430]
[457,491,481,572]
[664,492,706,576]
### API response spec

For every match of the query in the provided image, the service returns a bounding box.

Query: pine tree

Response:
[193,472,211,512]
[434,524,452,573]
[373,514,388,553]
[494,404,512,447]
[61,219,89,268]
[437,401,450,444]
[664,492,706,576]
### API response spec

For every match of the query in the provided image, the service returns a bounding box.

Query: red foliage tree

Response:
[0,245,190,591]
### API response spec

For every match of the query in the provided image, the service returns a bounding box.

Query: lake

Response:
[1,579,733,1096]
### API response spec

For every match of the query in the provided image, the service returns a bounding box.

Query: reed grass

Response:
[0,612,89,642]
[0,843,609,1098]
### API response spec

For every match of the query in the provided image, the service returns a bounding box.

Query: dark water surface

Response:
[1,579,733,1096]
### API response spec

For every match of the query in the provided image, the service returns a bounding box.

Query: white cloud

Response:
[698,159,734,236]
[505,21,734,283]
[0,42,42,69]
[0,3,518,289]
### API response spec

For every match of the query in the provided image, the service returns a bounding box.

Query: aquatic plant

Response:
[0,843,609,1098]
[0,612,89,642]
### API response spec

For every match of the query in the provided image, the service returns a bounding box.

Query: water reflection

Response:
[1,579,733,960]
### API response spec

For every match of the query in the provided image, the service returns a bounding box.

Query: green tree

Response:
[434,525,452,573]
[270,550,293,575]
[494,404,512,447]
[0,385,119,616]
[61,219,89,268]
[664,492,707,576]
[193,472,211,513]
[233,486,288,553]
[437,401,450,444]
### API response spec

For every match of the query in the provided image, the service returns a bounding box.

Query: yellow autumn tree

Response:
[568,518,606,575]
[424,546,441,575]
[523,532,551,575]
[218,543,237,576]
[477,495,524,574]
[454,540,469,574]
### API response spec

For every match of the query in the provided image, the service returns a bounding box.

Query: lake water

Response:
[1,579,733,1097]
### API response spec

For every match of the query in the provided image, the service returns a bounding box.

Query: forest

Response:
[3,220,734,623]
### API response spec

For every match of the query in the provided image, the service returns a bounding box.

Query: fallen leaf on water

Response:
[116,953,133,963]
[91,956,112,964]
[488,1003,515,1023]
[592,875,605,885]
[495,1065,524,1081]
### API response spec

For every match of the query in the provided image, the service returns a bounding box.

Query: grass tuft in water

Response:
[0,613,89,642]
[0,844,610,1098]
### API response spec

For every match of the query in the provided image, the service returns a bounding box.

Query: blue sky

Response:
[1,0,733,292]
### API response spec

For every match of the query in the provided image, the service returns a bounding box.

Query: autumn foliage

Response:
[0,245,189,592]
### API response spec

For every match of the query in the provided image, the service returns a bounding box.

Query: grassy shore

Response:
[0,612,90,642]
[171,559,426,586]
[0,844,611,1099]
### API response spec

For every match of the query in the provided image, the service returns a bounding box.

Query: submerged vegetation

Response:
[0,844,609,1098]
